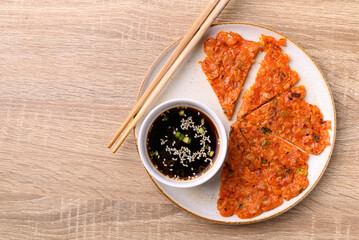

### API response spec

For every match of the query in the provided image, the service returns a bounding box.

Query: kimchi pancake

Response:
[245,85,331,154]
[237,35,300,119]
[238,121,309,201]
[218,121,309,219]
[201,31,260,120]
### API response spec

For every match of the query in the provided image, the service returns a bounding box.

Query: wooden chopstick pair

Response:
[108,0,230,153]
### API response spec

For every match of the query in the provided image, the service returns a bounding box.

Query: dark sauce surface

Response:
[147,106,219,180]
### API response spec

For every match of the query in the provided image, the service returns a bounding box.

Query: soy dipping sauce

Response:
[146,106,219,180]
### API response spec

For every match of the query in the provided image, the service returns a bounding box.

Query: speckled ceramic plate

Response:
[134,23,336,224]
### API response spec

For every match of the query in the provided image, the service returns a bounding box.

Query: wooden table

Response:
[0,0,358,239]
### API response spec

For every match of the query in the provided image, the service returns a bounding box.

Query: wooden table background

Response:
[0,0,358,239]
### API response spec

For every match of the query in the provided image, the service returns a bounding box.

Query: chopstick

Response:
[110,0,230,153]
[108,0,220,149]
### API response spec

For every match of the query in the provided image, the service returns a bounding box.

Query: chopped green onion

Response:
[179,110,185,116]
[162,116,168,121]
[281,110,289,117]
[229,170,234,176]
[262,159,267,164]
[260,127,272,134]
[150,151,159,157]
[205,145,209,150]
[182,136,191,144]
[201,118,205,124]
[209,151,214,157]
[198,127,205,134]
[312,132,320,142]
[296,168,308,176]
[175,131,180,138]
[185,160,189,165]
[262,140,270,147]
[178,133,184,141]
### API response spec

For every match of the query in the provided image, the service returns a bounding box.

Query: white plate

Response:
[134,23,336,224]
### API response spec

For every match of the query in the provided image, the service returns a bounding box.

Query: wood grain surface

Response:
[0,0,358,239]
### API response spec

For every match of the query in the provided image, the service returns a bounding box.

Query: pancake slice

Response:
[245,85,331,154]
[217,120,309,219]
[200,31,260,120]
[237,35,300,119]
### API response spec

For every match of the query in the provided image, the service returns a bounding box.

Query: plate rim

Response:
[133,22,337,224]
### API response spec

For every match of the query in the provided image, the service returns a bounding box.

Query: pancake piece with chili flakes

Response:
[200,31,260,120]
[217,120,309,219]
[245,85,332,155]
[237,35,300,119]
